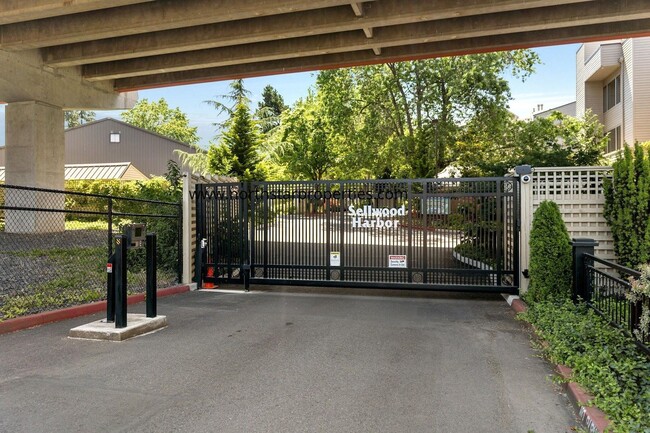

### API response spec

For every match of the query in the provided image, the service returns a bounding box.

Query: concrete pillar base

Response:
[4,101,65,233]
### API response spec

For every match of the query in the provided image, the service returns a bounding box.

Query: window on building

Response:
[603,75,621,112]
[109,132,121,143]
[606,126,622,154]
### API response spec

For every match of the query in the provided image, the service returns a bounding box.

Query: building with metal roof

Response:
[0,117,196,178]
[0,162,147,182]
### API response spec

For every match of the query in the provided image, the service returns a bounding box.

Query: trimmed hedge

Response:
[603,143,650,269]
[527,200,572,303]
[65,178,181,274]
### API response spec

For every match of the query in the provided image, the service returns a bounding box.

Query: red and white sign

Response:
[106,263,113,273]
[388,255,407,268]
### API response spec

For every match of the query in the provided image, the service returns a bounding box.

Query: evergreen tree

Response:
[256,85,288,133]
[208,100,265,181]
[603,143,650,267]
[528,200,572,303]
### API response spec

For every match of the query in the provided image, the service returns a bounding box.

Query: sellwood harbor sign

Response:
[348,205,406,229]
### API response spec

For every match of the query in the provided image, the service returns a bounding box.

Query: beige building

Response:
[576,37,650,155]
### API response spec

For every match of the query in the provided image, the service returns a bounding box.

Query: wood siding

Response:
[631,38,650,144]
[623,39,635,146]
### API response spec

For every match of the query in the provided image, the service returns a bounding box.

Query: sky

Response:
[0,43,580,149]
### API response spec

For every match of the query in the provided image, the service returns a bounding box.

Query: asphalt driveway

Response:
[0,288,579,433]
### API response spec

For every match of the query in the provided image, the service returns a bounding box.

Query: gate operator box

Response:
[124,223,146,249]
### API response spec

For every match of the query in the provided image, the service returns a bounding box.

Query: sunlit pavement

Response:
[0,288,579,433]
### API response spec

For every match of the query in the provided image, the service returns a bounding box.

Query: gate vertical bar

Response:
[340,181,345,282]
[513,178,521,289]
[194,184,204,290]
[177,203,182,284]
[263,185,269,278]
[250,183,256,280]
[241,182,249,286]
[496,179,503,286]
[226,185,233,280]
[422,181,428,284]
[407,181,413,282]
[326,182,331,281]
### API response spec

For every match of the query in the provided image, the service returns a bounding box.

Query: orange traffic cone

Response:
[203,265,218,289]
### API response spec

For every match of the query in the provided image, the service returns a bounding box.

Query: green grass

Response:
[64,220,109,231]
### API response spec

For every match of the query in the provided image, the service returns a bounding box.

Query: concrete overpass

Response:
[2,0,650,230]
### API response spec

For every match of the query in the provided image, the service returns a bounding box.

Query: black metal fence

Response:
[572,239,650,354]
[0,184,181,321]
[196,178,519,293]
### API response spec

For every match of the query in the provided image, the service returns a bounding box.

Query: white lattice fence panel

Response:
[520,166,615,292]
[531,167,614,261]
[532,167,610,204]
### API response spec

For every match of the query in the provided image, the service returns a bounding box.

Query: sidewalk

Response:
[0,289,579,433]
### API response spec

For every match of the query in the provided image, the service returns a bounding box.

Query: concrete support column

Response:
[5,101,65,233]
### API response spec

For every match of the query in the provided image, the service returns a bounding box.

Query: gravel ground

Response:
[0,229,178,317]
[0,230,107,252]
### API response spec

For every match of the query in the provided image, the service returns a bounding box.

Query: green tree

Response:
[302,51,539,179]
[207,80,266,181]
[204,79,252,129]
[603,143,650,268]
[64,110,96,128]
[457,111,608,176]
[274,94,336,180]
[255,85,288,134]
[527,200,572,303]
[121,98,199,145]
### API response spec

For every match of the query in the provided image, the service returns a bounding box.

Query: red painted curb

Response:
[507,297,611,433]
[510,298,528,314]
[557,365,611,433]
[0,285,191,335]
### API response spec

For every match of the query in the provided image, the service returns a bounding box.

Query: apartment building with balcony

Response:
[576,38,650,155]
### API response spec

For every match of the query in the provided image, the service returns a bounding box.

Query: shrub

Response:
[521,300,650,433]
[527,200,571,303]
[65,178,181,274]
[603,143,650,268]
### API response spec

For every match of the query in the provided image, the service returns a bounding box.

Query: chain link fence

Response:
[0,184,181,321]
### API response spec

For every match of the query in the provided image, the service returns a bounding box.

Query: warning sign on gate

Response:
[388,255,407,268]
[330,251,341,267]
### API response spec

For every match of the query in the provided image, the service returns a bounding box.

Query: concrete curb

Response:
[504,295,611,433]
[0,284,190,335]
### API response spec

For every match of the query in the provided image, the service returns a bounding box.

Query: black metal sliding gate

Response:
[196,178,519,293]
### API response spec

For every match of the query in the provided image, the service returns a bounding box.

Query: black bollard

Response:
[106,253,115,323]
[571,238,598,303]
[114,235,128,328]
[146,233,157,318]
